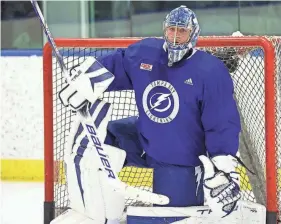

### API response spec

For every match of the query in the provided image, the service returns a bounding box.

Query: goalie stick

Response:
[30,0,168,215]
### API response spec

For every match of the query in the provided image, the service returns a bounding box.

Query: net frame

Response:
[43,37,278,223]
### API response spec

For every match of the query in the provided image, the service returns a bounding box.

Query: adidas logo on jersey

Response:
[184,78,193,85]
[140,63,153,71]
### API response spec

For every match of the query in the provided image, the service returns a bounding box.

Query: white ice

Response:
[1,182,44,224]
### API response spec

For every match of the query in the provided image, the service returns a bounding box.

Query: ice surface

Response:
[1,182,44,224]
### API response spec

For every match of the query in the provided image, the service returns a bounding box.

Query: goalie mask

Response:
[163,6,201,66]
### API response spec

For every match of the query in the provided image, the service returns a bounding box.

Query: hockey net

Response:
[43,36,281,223]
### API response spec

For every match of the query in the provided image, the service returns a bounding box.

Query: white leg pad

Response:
[103,144,126,173]
[126,200,266,224]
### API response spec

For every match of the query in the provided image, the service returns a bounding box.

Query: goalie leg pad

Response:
[103,144,126,173]
[72,100,113,149]
[65,139,127,222]
[64,98,127,221]
[127,206,204,224]
[146,155,204,207]
[126,200,266,224]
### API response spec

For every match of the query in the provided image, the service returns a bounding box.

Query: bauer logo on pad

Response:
[140,63,153,71]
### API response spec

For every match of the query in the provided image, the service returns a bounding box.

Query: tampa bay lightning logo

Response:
[142,80,179,123]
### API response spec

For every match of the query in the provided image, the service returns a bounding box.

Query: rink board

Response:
[2,159,281,191]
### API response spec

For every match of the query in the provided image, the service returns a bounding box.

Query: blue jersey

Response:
[96,37,241,167]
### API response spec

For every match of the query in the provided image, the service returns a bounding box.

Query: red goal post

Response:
[43,36,280,223]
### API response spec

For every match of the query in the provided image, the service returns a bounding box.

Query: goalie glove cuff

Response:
[199,155,241,217]
[211,155,238,174]
[211,154,254,181]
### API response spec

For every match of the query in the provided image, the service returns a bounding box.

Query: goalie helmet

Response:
[163,6,201,66]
